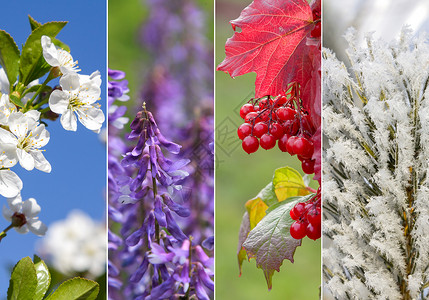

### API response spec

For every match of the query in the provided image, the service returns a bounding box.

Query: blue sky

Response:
[0,0,107,293]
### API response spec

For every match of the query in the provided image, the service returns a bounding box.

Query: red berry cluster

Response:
[289,188,321,240]
[237,85,317,174]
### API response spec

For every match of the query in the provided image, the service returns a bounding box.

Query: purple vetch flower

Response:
[109,0,214,297]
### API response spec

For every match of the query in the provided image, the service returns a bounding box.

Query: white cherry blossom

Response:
[0,111,51,172]
[2,194,47,236]
[38,210,106,277]
[0,169,22,198]
[0,94,17,125]
[41,35,79,74]
[49,71,104,132]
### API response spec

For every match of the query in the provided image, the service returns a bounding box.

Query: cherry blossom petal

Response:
[8,112,34,138]
[41,36,60,67]
[14,225,29,234]
[22,198,41,218]
[17,148,35,171]
[0,94,16,125]
[7,194,23,211]
[2,205,14,221]
[0,170,22,198]
[31,150,51,173]
[27,219,47,236]
[76,106,105,131]
[60,72,80,92]
[0,146,18,168]
[79,84,101,104]
[24,110,41,121]
[61,109,78,131]
[31,124,50,147]
[0,128,18,145]
[79,71,101,86]
[49,90,70,114]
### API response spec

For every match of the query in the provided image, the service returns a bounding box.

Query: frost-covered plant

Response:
[323,28,429,299]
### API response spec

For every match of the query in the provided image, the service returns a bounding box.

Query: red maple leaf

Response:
[217,0,316,98]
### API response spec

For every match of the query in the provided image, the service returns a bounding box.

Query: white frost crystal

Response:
[323,28,429,299]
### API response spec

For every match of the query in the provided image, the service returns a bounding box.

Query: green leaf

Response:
[28,15,42,31]
[273,166,310,201]
[19,21,67,85]
[7,257,38,300]
[254,182,278,206]
[237,212,250,276]
[9,94,24,108]
[52,38,70,52]
[0,30,20,92]
[27,16,69,51]
[46,278,99,300]
[21,84,52,97]
[33,255,51,300]
[242,198,302,290]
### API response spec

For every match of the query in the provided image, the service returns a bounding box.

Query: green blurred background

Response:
[109,0,320,298]
[215,0,321,299]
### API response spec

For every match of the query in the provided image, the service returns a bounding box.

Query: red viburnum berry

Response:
[302,159,315,174]
[290,208,298,220]
[292,202,306,219]
[253,122,268,138]
[292,137,314,159]
[237,123,252,140]
[260,134,276,150]
[276,107,296,121]
[286,136,297,155]
[278,134,288,152]
[269,123,284,139]
[275,96,288,106]
[258,110,270,122]
[282,119,299,135]
[240,104,254,119]
[290,221,307,239]
[245,112,258,123]
[307,208,321,227]
[242,136,259,154]
[306,223,321,240]
[258,99,269,109]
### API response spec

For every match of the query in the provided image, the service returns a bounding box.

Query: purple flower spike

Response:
[154,196,166,227]
[163,194,190,217]
[165,208,188,241]
[130,256,149,283]
[125,226,144,247]
[196,262,214,291]
[147,277,175,300]
[109,0,214,295]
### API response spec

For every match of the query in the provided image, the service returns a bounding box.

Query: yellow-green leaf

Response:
[33,255,51,300]
[20,21,67,85]
[28,15,42,31]
[7,257,37,300]
[245,198,268,230]
[45,278,99,300]
[273,166,309,201]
